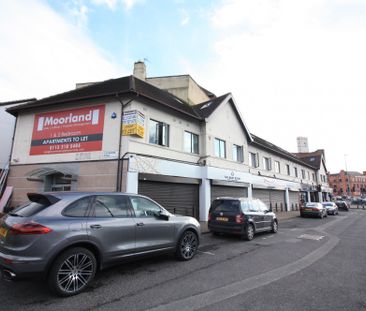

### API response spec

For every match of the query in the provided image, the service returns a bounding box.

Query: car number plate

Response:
[216,217,228,222]
[0,227,8,238]
[305,209,312,211]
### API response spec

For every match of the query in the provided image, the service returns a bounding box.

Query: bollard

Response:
[280,203,283,212]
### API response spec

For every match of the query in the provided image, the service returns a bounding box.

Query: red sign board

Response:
[30,105,105,155]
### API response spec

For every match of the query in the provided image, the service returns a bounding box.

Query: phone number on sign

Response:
[49,143,81,151]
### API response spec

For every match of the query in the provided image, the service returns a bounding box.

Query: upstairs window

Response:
[286,164,290,176]
[249,152,259,168]
[184,131,199,154]
[263,157,271,171]
[301,169,306,179]
[274,161,281,174]
[214,138,226,158]
[232,144,243,162]
[294,167,298,178]
[149,119,169,146]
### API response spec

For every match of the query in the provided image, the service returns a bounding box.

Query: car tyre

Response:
[271,220,278,233]
[48,247,97,297]
[176,230,198,261]
[243,223,255,241]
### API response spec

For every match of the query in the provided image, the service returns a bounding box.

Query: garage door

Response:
[138,180,199,219]
[211,185,248,202]
[252,189,285,210]
[289,191,299,210]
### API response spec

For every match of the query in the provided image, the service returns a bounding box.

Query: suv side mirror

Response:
[157,211,170,221]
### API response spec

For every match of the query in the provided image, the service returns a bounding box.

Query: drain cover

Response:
[297,234,325,241]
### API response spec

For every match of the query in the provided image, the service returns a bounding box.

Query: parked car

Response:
[0,192,200,296]
[322,202,338,215]
[335,200,350,211]
[300,202,327,218]
[208,197,278,241]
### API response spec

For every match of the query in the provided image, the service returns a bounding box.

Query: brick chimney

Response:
[133,61,146,80]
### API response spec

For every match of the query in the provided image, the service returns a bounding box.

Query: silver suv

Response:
[0,192,200,296]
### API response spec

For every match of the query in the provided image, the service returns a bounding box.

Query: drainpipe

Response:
[115,95,134,192]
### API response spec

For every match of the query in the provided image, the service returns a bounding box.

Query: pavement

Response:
[200,210,300,233]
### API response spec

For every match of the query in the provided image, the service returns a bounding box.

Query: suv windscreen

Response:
[210,200,240,213]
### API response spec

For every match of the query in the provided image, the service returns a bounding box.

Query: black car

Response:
[335,200,350,211]
[208,197,278,241]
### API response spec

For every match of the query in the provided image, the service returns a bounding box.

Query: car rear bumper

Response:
[208,222,245,235]
[300,210,322,217]
[0,251,46,279]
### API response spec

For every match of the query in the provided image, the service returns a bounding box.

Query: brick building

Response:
[328,170,366,197]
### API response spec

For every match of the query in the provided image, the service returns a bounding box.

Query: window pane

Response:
[63,197,91,217]
[184,131,191,152]
[215,139,220,157]
[92,195,131,218]
[149,120,158,144]
[130,197,162,217]
[192,133,199,154]
[233,145,238,161]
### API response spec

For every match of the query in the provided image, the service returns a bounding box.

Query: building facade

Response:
[328,170,366,197]
[4,62,332,221]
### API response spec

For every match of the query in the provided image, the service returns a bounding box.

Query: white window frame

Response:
[232,144,244,162]
[184,131,199,154]
[275,161,281,174]
[263,157,271,171]
[149,119,169,146]
[214,138,226,158]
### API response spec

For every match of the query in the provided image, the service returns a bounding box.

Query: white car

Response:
[322,202,339,215]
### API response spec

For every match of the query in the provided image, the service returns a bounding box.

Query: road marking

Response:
[198,251,215,256]
[297,234,325,241]
[147,235,340,311]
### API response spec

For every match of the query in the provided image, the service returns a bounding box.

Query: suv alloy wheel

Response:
[48,247,97,296]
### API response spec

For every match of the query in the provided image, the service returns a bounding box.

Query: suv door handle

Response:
[90,224,102,229]
[136,222,144,227]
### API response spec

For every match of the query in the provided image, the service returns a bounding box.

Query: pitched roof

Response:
[193,93,253,142]
[192,93,230,118]
[251,134,317,169]
[6,76,202,120]
[292,150,325,170]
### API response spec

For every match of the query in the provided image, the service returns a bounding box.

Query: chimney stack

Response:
[133,61,146,80]
[297,137,309,153]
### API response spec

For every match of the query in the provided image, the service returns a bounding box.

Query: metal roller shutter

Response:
[252,189,285,210]
[271,190,286,210]
[252,189,271,207]
[289,191,299,210]
[138,181,199,219]
[211,185,248,202]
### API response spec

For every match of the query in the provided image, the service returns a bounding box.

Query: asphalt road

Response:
[1,210,365,311]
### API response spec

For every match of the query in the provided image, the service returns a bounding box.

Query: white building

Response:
[4,62,332,221]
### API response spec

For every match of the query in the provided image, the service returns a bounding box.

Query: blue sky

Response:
[1,0,366,172]
[46,0,217,77]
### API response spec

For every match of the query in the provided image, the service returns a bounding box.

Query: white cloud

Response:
[0,0,125,102]
[91,0,118,10]
[122,0,142,11]
[0,0,127,163]
[69,1,90,28]
[192,0,366,172]
[180,9,190,26]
